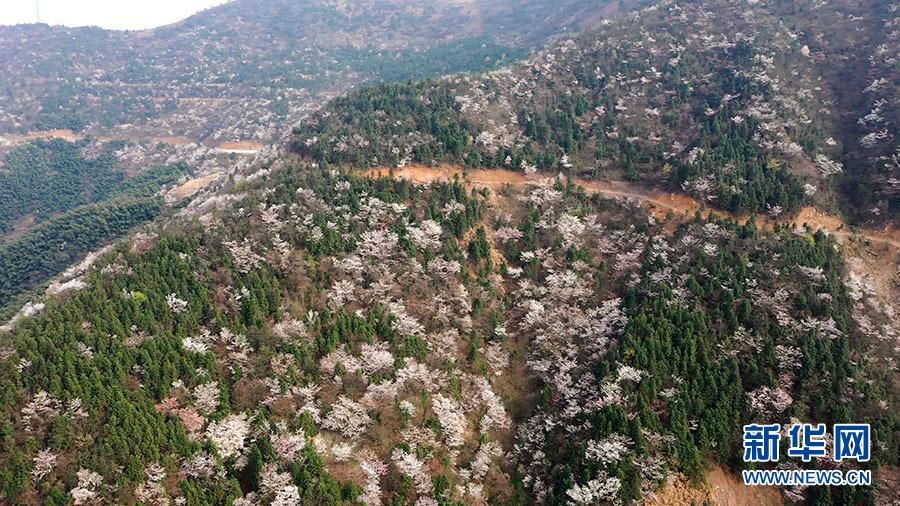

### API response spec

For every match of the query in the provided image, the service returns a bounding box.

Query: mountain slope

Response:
[0,1,897,505]
[1,152,896,504]
[293,0,898,224]
[0,0,645,314]
[0,139,188,312]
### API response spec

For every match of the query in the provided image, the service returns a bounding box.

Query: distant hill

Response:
[0,0,643,146]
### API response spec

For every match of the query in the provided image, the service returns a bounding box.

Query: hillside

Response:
[0,0,897,505]
[0,0,643,147]
[292,0,898,225]
[0,0,644,314]
[0,139,189,312]
[0,153,896,504]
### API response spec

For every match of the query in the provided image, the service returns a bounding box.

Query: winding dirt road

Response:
[366,166,900,251]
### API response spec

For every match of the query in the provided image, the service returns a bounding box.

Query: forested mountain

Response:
[0,0,643,315]
[1,139,136,234]
[293,0,898,225]
[0,0,644,146]
[0,153,895,504]
[0,0,897,505]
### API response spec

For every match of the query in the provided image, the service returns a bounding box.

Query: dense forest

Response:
[0,140,187,311]
[0,161,894,504]
[292,67,807,217]
[0,140,124,234]
[0,0,896,504]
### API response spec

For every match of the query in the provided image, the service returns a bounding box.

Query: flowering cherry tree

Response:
[31,449,57,481]
[206,412,251,459]
[323,396,371,440]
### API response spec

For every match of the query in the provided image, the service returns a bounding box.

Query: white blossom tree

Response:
[166,293,188,314]
[323,396,371,439]
[206,412,251,459]
[70,468,103,505]
[31,449,57,481]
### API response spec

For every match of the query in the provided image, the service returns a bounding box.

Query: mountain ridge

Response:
[291,0,898,225]
[0,0,645,146]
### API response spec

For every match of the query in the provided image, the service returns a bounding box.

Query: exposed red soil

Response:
[365,165,900,250]
[217,141,265,151]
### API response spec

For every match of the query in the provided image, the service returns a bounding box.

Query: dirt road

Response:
[365,166,900,251]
